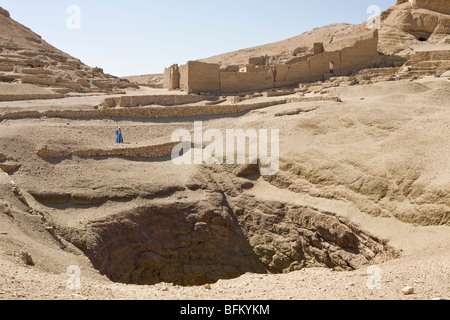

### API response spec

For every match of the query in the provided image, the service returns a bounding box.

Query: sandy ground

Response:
[0,243,448,301]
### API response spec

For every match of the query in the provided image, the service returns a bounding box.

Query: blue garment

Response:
[116,129,124,143]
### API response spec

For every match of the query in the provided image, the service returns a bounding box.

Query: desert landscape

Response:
[0,0,449,302]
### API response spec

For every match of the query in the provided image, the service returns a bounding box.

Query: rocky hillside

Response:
[0,7,137,95]
[396,0,450,15]
[378,0,450,54]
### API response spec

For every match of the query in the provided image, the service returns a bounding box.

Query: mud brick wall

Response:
[172,30,381,94]
[274,60,311,87]
[100,94,210,109]
[0,93,65,101]
[220,70,275,93]
[1,100,287,120]
[37,142,180,160]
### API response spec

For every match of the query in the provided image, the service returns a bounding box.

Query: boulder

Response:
[401,286,415,295]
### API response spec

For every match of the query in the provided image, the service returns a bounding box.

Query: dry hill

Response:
[0,7,136,98]
[199,0,450,68]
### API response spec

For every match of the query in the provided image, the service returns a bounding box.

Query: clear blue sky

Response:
[1,0,395,77]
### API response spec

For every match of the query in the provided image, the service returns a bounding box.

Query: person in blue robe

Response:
[115,127,124,143]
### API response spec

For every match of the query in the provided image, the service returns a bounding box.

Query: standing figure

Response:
[116,127,124,143]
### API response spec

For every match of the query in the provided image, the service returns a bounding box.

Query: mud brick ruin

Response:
[164,30,380,94]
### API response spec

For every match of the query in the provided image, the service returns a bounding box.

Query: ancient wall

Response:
[163,64,180,90]
[274,60,310,87]
[0,93,64,102]
[220,69,275,93]
[37,142,180,160]
[182,61,220,94]
[170,30,380,94]
[245,65,272,73]
[285,54,313,65]
[223,65,240,72]
[339,31,380,74]
[309,50,342,81]
[397,0,450,15]
[1,100,288,120]
[99,94,210,109]
[276,31,379,87]
[314,43,325,55]
[248,56,267,66]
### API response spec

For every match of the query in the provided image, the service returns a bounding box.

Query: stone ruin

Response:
[164,30,381,94]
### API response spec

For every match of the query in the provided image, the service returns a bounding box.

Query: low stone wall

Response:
[37,142,180,160]
[1,100,287,120]
[174,30,380,94]
[286,96,343,103]
[99,94,211,109]
[0,93,65,102]
[220,70,275,93]
[263,89,295,97]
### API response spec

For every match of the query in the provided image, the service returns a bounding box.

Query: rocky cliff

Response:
[396,0,450,15]
[378,1,450,54]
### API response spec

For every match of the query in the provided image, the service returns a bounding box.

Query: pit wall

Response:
[171,30,380,94]
[0,93,65,102]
